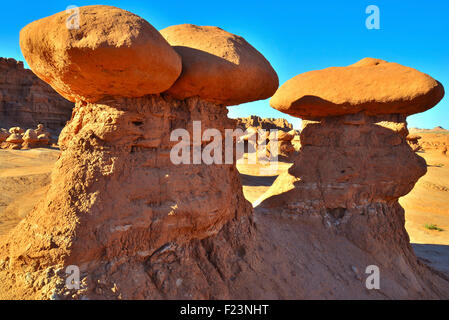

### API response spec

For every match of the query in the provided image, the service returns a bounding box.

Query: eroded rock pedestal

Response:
[252,58,449,298]
[0,5,280,300]
[0,95,253,299]
[260,113,426,210]
[258,113,427,253]
[248,112,449,298]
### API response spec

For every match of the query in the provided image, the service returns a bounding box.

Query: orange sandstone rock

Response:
[1,7,255,300]
[20,5,182,103]
[0,129,9,143]
[255,60,449,299]
[270,58,444,119]
[21,129,39,149]
[161,24,278,106]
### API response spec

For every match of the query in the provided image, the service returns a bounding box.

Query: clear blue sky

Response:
[1,0,448,129]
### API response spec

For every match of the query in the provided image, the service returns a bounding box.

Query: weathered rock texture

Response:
[258,113,427,209]
[161,24,278,106]
[0,95,254,299]
[407,134,422,152]
[270,58,444,118]
[236,115,293,132]
[266,130,295,158]
[0,5,266,300]
[235,116,297,158]
[254,59,449,298]
[0,58,72,131]
[0,124,52,150]
[20,5,182,103]
[3,5,449,299]
[409,128,449,156]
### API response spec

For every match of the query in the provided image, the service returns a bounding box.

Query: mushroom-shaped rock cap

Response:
[160,24,279,106]
[20,5,182,103]
[270,58,444,119]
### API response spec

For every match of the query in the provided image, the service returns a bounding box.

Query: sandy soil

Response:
[400,150,449,245]
[0,148,59,236]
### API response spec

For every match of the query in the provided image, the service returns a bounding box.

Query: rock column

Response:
[0,7,278,299]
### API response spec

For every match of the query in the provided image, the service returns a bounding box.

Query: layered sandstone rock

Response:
[3,6,448,300]
[409,128,449,156]
[236,116,294,132]
[254,58,448,298]
[235,116,297,159]
[35,124,52,146]
[0,124,52,149]
[407,134,422,152]
[0,5,273,299]
[9,127,24,134]
[267,130,295,158]
[21,129,39,149]
[0,96,254,299]
[3,133,23,149]
[1,127,23,149]
[0,58,72,131]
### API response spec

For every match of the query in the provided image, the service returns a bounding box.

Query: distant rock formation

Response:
[2,6,449,300]
[0,124,53,149]
[406,134,422,152]
[160,24,278,106]
[236,115,293,132]
[0,57,73,132]
[409,127,449,156]
[234,116,298,158]
[266,130,295,158]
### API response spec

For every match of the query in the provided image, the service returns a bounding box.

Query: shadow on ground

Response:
[412,243,449,278]
[239,173,278,187]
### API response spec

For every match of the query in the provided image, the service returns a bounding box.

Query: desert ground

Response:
[1,130,448,279]
[0,148,58,236]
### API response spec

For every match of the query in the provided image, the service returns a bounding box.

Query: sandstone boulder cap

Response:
[20,5,182,103]
[270,58,444,119]
[6,133,23,144]
[160,24,279,106]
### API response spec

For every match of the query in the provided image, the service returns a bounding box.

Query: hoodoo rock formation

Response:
[236,116,294,133]
[0,124,53,150]
[255,58,449,298]
[0,6,278,299]
[407,134,422,152]
[3,128,23,150]
[0,58,72,132]
[1,7,449,300]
